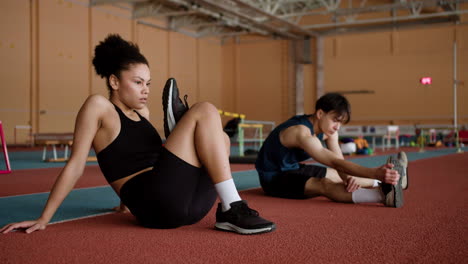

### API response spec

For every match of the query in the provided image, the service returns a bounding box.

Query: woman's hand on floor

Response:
[1,219,47,234]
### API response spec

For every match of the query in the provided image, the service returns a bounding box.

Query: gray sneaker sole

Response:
[387,152,408,190]
[392,179,404,208]
[398,152,409,190]
[385,156,404,208]
[215,222,276,235]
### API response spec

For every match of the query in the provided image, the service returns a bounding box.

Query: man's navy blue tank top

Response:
[97,105,162,183]
[255,115,323,183]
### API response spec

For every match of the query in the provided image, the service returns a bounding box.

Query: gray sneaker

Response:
[381,181,403,208]
[398,152,409,190]
[382,154,405,208]
[387,152,409,190]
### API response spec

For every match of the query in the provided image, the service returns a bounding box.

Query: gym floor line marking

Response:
[49,212,116,225]
[0,170,258,199]
[0,185,110,199]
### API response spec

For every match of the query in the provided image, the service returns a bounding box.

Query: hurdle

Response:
[417,126,464,153]
[237,123,264,156]
[0,121,12,174]
[218,109,273,157]
[218,109,246,120]
[418,127,442,153]
[33,133,98,162]
[219,109,249,156]
[34,133,74,162]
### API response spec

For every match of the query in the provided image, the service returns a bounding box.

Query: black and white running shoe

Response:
[162,78,189,138]
[215,200,276,235]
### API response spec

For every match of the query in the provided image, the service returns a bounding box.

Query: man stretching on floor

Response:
[255,93,408,207]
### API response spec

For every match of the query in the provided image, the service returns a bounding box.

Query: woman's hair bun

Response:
[92,34,147,79]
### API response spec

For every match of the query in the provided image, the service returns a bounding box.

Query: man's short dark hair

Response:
[315,93,351,124]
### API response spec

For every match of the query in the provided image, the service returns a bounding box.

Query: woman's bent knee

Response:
[187,102,221,123]
[191,102,218,115]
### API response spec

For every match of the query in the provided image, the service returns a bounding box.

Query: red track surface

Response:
[1,153,467,263]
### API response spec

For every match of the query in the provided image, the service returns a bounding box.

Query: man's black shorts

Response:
[261,164,327,199]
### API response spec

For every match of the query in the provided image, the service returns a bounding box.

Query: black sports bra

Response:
[96,105,162,183]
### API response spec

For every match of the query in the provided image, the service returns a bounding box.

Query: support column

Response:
[316,36,324,99]
[295,62,304,115]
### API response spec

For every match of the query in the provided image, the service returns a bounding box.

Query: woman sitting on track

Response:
[1,34,275,235]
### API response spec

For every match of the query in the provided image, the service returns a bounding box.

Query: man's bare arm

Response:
[280,125,399,184]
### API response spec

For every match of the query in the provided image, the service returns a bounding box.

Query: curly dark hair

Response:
[92,34,148,94]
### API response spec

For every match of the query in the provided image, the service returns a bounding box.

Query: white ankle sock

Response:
[373,180,381,188]
[352,188,384,204]
[214,179,242,211]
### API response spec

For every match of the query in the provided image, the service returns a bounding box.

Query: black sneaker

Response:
[215,200,276,235]
[387,152,409,190]
[162,78,189,138]
[382,155,404,208]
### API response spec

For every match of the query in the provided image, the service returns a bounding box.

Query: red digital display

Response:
[420,77,432,85]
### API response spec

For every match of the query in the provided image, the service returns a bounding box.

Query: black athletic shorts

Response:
[120,147,217,229]
[261,164,327,199]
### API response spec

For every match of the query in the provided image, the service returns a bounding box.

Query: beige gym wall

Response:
[0,0,31,145]
[322,24,468,126]
[221,37,293,126]
[220,23,468,127]
[457,24,468,127]
[37,0,89,134]
[0,0,224,143]
[0,0,467,145]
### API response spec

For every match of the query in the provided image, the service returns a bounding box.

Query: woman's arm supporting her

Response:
[280,125,399,185]
[1,95,106,234]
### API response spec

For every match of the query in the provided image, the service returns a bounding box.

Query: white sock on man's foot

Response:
[372,179,381,188]
[352,188,384,204]
[214,179,242,212]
